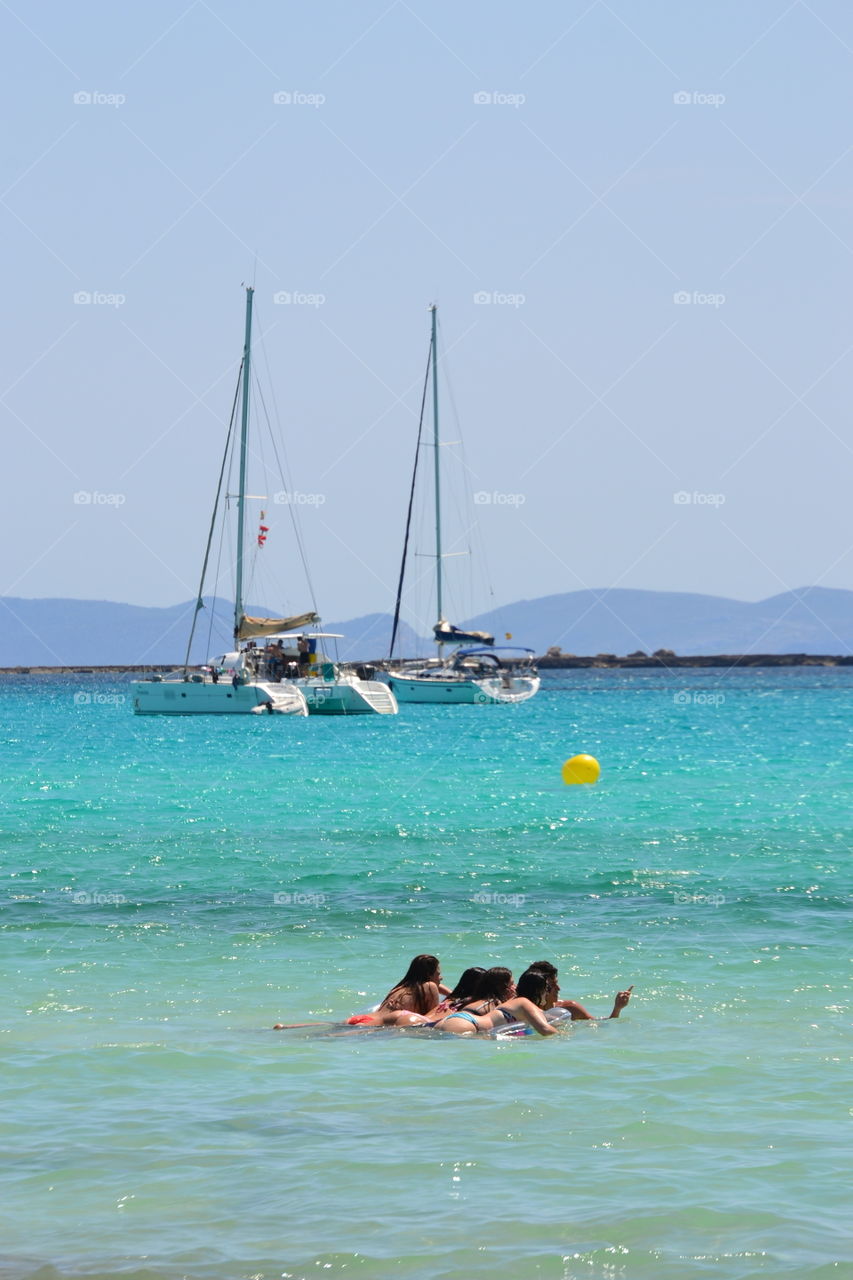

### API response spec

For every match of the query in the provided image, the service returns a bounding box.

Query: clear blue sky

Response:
[3,1,853,621]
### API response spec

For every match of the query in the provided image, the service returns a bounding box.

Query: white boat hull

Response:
[131,679,308,716]
[296,676,398,715]
[387,673,540,705]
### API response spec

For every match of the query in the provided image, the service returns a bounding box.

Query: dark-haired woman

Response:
[376,953,448,1015]
[422,966,485,1019]
[341,955,448,1027]
[434,967,557,1037]
[353,965,487,1029]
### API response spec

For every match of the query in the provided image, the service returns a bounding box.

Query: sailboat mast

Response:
[234,285,254,642]
[430,304,443,657]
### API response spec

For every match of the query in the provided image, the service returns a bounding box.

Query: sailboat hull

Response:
[297,677,398,715]
[387,673,540,705]
[131,680,308,716]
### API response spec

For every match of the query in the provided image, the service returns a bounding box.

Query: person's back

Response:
[435,967,556,1037]
[379,984,435,1014]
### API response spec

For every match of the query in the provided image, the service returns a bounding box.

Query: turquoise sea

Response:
[1,668,850,1280]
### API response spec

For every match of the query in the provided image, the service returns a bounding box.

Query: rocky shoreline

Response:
[536,652,853,668]
[2,652,853,675]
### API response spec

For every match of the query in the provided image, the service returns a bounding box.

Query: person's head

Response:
[527,960,559,1003]
[396,954,441,987]
[449,966,485,1004]
[472,966,514,1004]
[515,968,551,1009]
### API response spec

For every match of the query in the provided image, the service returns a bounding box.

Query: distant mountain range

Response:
[463,587,853,659]
[1,588,853,666]
[0,596,424,667]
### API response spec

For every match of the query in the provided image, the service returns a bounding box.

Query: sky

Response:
[3,0,853,624]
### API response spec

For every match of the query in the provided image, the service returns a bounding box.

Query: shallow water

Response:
[1,669,850,1278]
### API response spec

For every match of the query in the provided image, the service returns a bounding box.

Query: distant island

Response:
[537,650,853,668]
[1,586,852,666]
[4,652,853,676]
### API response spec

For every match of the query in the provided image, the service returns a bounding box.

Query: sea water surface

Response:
[0,668,850,1280]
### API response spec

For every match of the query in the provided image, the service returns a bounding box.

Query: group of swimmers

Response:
[274,954,632,1037]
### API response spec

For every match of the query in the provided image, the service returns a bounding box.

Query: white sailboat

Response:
[387,644,540,705]
[386,306,540,706]
[206,631,397,716]
[291,651,397,715]
[132,288,397,717]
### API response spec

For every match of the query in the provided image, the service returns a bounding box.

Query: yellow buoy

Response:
[562,754,601,785]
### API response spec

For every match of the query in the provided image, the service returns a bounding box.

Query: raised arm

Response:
[555,985,633,1020]
[607,987,633,1018]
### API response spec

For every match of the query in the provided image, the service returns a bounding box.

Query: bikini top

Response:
[450,1003,512,1024]
[445,1004,516,1024]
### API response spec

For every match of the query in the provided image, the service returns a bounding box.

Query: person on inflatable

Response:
[431,967,557,1036]
[524,960,632,1020]
[344,954,450,1025]
[348,965,488,1028]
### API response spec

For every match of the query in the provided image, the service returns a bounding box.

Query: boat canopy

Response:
[454,646,535,657]
[450,646,536,668]
[433,619,495,646]
[269,632,345,640]
[208,651,242,670]
[237,611,319,640]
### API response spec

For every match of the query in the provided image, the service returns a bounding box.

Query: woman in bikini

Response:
[344,963,482,1028]
[365,965,487,1027]
[342,954,451,1025]
[377,953,449,1013]
[433,967,558,1037]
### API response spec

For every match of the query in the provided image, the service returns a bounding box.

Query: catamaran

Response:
[385,306,540,706]
[132,288,397,717]
[205,630,397,716]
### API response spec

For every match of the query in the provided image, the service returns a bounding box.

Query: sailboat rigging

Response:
[386,306,540,706]
[131,287,397,716]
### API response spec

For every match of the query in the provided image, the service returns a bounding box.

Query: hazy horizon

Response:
[3,582,848,611]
